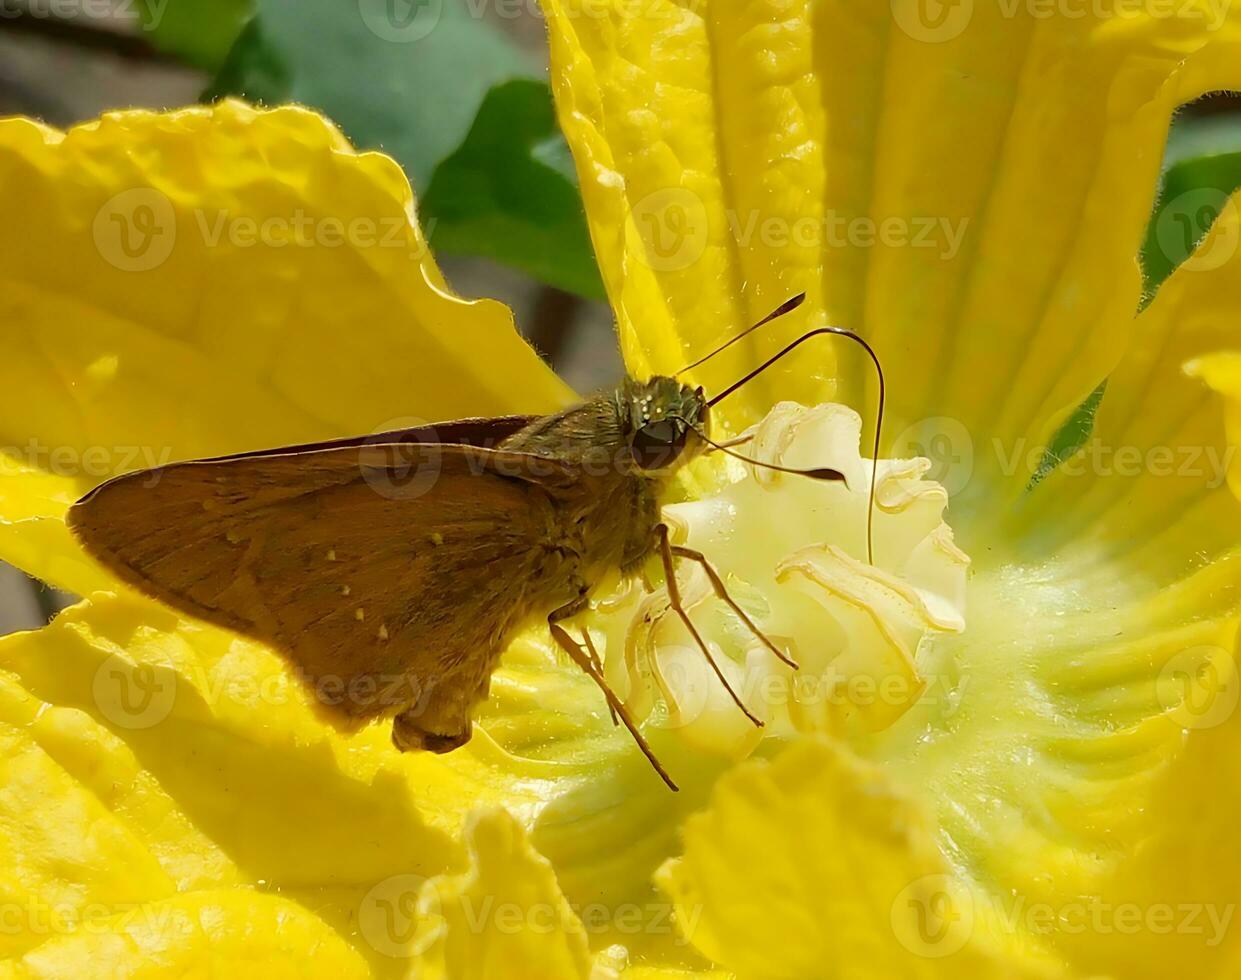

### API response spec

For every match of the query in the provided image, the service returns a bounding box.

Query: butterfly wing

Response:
[68,441,579,750]
[201,415,538,462]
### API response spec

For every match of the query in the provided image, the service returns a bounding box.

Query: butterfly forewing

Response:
[194,415,539,462]
[69,441,579,748]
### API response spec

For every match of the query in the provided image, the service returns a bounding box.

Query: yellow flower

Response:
[2,2,1241,979]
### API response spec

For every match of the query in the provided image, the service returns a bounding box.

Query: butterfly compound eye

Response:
[630,419,687,470]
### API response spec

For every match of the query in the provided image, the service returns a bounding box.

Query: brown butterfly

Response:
[69,294,883,790]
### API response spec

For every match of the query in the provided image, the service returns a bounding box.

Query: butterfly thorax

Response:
[498,375,709,578]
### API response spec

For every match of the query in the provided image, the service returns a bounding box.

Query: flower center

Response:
[594,401,969,761]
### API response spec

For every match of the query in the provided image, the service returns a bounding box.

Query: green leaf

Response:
[206,0,603,297]
[208,0,535,192]
[139,0,254,71]
[1142,112,1241,294]
[1028,382,1105,489]
[423,80,604,300]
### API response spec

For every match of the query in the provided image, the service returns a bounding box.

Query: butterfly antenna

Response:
[706,327,886,566]
[692,426,847,484]
[675,293,807,377]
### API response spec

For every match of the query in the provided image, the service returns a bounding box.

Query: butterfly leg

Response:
[545,586,615,724]
[655,524,763,727]
[580,628,620,727]
[665,541,799,669]
[549,597,678,792]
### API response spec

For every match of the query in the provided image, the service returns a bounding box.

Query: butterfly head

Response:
[619,376,709,475]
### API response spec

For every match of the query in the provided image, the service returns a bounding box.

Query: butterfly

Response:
[69,294,883,789]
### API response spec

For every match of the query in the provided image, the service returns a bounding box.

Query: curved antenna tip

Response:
[676,292,810,377]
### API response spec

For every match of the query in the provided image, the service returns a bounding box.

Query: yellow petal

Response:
[403,809,591,979]
[1035,344,1241,979]
[840,202,1241,971]
[542,0,1241,520]
[1008,189,1241,584]
[1183,350,1241,497]
[477,633,734,967]
[2,890,369,979]
[0,592,730,973]
[0,102,571,593]
[655,737,1058,979]
[0,592,727,973]
[0,592,586,975]
[0,681,179,961]
[0,453,113,594]
[864,549,1241,978]
[1050,666,1241,980]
